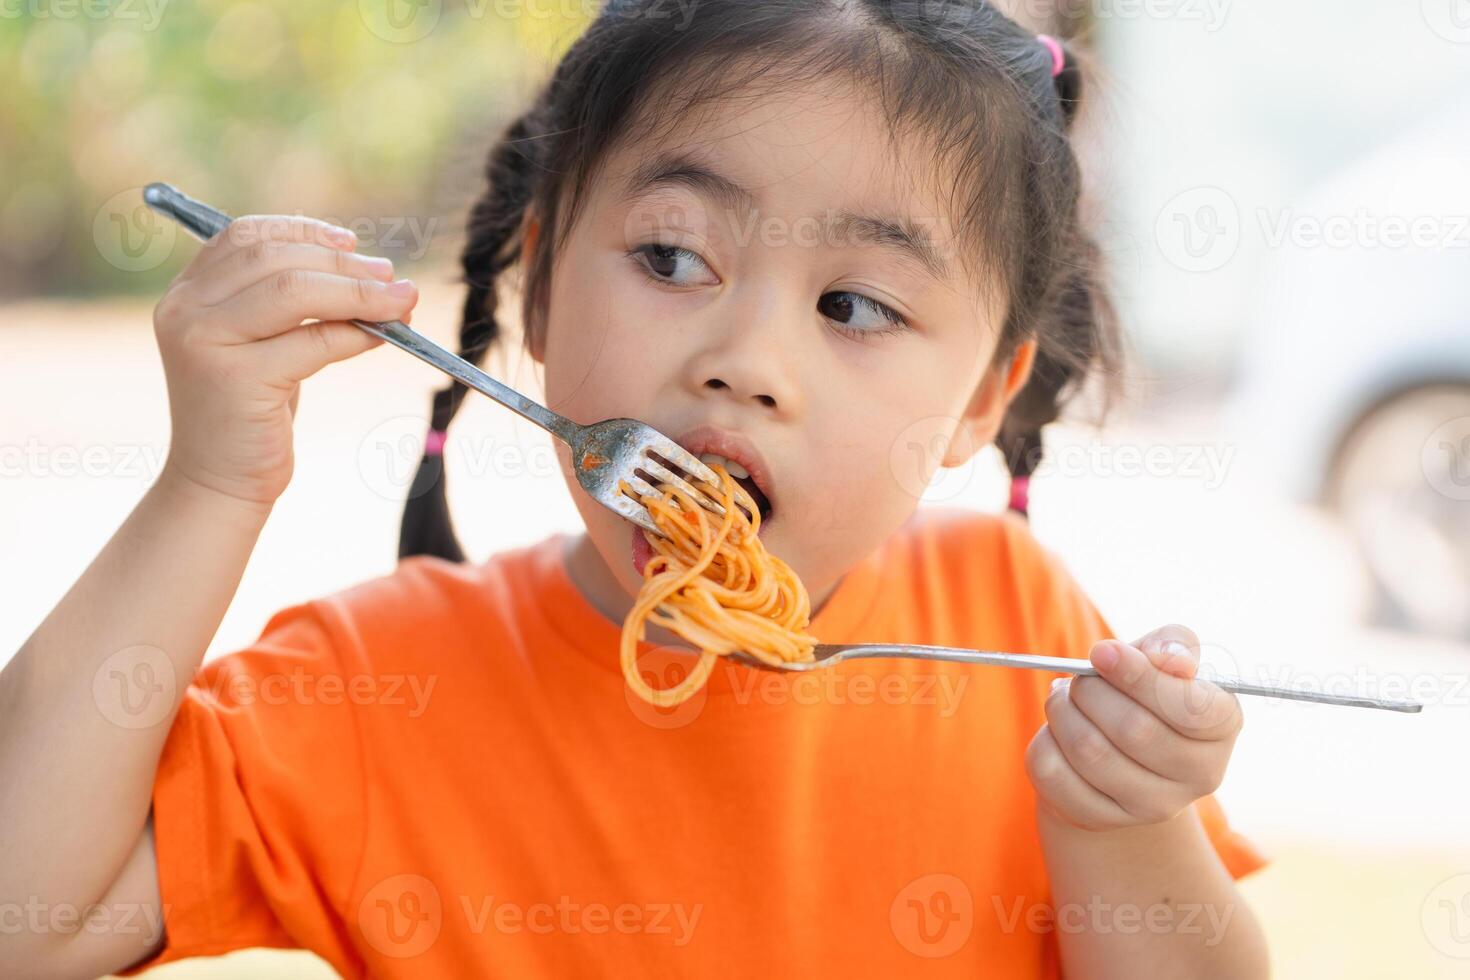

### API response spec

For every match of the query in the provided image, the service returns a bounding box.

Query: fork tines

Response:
[636,454,726,518]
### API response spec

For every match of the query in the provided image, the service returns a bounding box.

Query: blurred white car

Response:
[1227,98,1470,638]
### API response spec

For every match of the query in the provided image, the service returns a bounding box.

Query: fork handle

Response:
[822,645,1423,713]
[142,182,581,444]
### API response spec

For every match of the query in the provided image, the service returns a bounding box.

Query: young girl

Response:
[5,2,1269,977]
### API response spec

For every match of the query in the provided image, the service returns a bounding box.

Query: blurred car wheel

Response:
[1325,383,1470,639]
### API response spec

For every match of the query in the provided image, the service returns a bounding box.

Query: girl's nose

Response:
[682,324,803,419]
[701,376,777,409]
[676,272,811,417]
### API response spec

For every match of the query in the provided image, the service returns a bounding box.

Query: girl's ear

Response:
[523,213,540,255]
[942,338,1038,467]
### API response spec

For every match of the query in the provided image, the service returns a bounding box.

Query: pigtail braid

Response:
[998,227,1118,517]
[999,35,1118,517]
[397,107,547,561]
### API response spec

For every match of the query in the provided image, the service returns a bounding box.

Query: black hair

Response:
[399,0,1121,560]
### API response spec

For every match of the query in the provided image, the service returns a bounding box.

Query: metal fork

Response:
[719,644,1423,712]
[142,182,723,535]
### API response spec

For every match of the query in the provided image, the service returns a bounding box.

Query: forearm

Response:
[0,465,271,918]
[1038,804,1268,979]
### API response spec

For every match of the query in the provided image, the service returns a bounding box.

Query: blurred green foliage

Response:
[0,0,594,298]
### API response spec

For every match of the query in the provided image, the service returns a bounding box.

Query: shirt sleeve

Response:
[1002,512,1269,882]
[116,600,369,977]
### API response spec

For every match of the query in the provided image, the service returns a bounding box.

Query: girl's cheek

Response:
[800,415,911,537]
[544,344,636,421]
[542,277,650,419]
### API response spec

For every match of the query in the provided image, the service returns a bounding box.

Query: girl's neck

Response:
[562,532,639,628]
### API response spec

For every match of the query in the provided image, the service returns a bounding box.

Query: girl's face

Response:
[538,75,1035,614]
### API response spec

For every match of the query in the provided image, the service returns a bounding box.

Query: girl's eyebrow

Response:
[621,152,759,217]
[618,151,952,283]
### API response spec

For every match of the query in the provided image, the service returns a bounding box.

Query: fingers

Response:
[199,270,418,344]
[1025,724,1132,832]
[1065,675,1202,782]
[1089,639,1242,741]
[182,214,359,281]
[1044,680,1182,825]
[1130,623,1202,679]
[193,240,396,306]
[250,320,386,385]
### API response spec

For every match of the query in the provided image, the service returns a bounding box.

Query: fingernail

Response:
[387,278,416,296]
[364,256,394,278]
[1050,677,1070,693]
[1092,644,1119,670]
[329,227,356,246]
[1161,642,1198,678]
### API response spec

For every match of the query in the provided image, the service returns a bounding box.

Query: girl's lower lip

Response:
[627,512,773,576]
[631,526,653,576]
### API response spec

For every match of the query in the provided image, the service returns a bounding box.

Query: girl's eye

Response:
[629,243,716,287]
[817,290,909,337]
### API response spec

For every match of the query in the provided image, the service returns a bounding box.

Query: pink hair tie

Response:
[1037,33,1065,78]
[1008,475,1031,515]
[423,428,448,457]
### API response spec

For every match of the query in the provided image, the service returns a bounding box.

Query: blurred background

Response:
[2,1,1468,977]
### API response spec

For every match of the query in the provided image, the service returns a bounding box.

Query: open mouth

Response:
[694,452,772,523]
[630,427,777,576]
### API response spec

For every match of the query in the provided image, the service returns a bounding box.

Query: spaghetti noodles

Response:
[620,464,816,706]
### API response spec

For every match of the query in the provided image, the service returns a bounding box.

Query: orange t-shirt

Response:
[123,508,1265,978]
